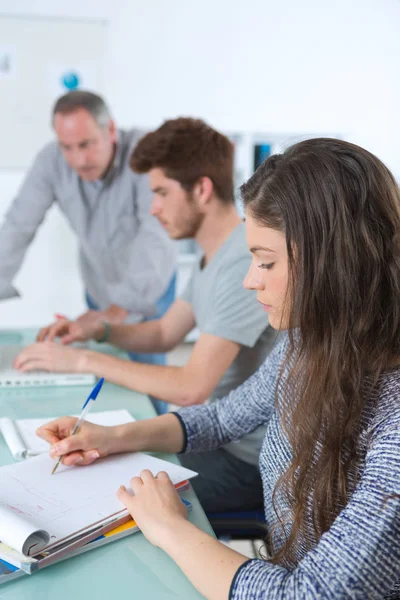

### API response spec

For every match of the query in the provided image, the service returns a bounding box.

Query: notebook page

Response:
[0,505,49,556]
[15,410,135,456]
[0,452,197,553]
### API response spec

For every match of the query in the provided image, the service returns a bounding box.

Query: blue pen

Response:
[51,378,105,475]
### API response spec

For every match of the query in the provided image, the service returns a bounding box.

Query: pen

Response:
[51,377,105,475]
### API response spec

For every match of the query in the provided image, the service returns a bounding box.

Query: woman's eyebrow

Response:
[249,246,276,254]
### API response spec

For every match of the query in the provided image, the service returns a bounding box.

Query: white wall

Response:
[0,0,399,327]
[106,0,400,173]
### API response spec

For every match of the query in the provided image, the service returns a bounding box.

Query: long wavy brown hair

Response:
[241,138,400,562]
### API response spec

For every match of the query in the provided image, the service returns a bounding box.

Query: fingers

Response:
[127,470,170,493]
[48,430,90,456]
[156,471,169,480]
[116,470,176,518]
[14,343,48,371]
[19,359,48,372]
[15,342,81,374]
[117,485,133,507]
[130,476,144,494]
[60,332,79,345]
[60,449,101,466]
[37,431,61,446]
[140,469,156,483]
[36,416,78,444]
[36,320,69,342]
[36,326,50,342]
[47,320,70,342]
[37,416,104,469]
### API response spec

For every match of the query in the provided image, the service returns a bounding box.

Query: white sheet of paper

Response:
[0,409,135,460]
[0,452,197,554]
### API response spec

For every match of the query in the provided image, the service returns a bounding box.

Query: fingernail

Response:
[74,456,84,464]
[88,450,100,460]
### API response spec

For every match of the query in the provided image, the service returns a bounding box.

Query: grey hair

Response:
[52,91,111,128]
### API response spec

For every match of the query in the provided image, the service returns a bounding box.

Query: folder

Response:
[0,451,197,576]
[0,495,192,584]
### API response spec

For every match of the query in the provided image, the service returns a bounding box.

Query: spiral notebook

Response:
[0,451,197,570]
[0,495,192,584]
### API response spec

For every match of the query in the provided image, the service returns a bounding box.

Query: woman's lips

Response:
[258,301,272,311]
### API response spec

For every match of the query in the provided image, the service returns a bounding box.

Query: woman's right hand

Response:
[36,416,116,466]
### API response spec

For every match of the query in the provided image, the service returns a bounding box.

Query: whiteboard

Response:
[0,15,107,169]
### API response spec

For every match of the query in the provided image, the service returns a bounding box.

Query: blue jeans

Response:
[86,273,176,415]
[179,449,263,512]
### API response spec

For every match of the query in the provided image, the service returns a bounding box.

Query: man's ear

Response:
[108,119,117,143]
[193,176,214,208]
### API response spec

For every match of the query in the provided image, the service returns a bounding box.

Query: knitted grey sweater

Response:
[177,333,400,599]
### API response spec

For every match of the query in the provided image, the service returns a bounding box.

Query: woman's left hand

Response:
[117,469,189,548]
[14,342,87,373]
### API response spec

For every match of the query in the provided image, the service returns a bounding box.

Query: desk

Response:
[0,330,212,599]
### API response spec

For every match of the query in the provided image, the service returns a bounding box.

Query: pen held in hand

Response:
[51,377,105,475]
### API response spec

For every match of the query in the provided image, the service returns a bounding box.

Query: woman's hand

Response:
[36,416,117,466]
[14,341,88,373]
[117,469,189,547]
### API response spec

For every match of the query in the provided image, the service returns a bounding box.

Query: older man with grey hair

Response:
[0,91,177,414]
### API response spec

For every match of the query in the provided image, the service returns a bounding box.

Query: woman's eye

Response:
[259,263,275,270]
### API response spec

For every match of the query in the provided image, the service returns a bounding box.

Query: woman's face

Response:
[244,213,289,330]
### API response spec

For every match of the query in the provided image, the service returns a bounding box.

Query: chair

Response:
[207,509,267,557]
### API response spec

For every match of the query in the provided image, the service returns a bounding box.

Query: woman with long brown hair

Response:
[39,138,400,599]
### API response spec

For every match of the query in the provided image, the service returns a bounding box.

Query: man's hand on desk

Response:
[36,318,98,345]
[36,304,128,345]
[13,341,87,373]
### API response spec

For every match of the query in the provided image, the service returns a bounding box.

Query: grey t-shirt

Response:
[181,222,278,465]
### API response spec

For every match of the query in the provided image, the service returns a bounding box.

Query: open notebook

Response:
[0,409,136,460]
[0,495,193,583]
[0,451,197,567]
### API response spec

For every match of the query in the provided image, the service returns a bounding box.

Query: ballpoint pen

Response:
[51,377,105,475]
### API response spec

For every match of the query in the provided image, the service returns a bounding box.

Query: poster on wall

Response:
[48,64,98,99]
[0,45,16,80]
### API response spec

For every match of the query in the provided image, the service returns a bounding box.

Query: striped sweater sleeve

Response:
[230,406,400,599]
[175,334,288,454]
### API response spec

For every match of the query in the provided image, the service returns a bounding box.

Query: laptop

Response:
[0,344,96,388]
